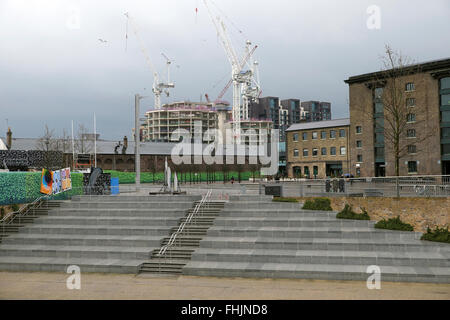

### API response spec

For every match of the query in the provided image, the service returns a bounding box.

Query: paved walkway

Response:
[0,272,449,300]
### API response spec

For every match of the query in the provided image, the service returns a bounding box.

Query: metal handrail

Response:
[0,195,50,225]
[157,190,212,257]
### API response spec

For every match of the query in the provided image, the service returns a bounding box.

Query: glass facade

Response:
[440,77,450,169]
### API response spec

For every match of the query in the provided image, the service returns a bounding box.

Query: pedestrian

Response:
[231,176,235,184]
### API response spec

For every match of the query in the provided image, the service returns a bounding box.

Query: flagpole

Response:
[94,113,97,168]
[71,120,75,170]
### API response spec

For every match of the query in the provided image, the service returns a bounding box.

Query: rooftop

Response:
[286,118,350,132]
[344,57,450,84]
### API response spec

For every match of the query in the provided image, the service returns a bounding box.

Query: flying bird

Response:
[98,38,108,43]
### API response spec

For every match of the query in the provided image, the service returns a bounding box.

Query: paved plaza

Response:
[0,272,449,300]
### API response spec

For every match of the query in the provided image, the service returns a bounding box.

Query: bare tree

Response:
[74,124,93,154]
[36,125,58,152]
[356,45,433,176]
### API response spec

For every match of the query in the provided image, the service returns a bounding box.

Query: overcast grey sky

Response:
[1,0,449,140]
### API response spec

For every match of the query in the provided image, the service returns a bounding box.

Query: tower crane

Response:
[125,13,174,109]
[203,0,243,143]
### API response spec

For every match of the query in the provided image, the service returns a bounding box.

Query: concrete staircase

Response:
[183,195,450,283]
[0,195,201,273]
[139,200,226,275]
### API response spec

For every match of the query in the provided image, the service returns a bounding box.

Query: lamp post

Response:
[135,94,148,193]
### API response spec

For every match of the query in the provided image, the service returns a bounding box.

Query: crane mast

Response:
[125,13,174,110]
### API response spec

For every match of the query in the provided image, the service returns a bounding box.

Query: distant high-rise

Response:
[301,101,332,122]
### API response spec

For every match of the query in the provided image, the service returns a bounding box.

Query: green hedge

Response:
[0,172,83,205]
[421,226,450,244]
[302,198,332,211]
[336,205,370,220]
[104,170,260,185]
[374,216,414,231]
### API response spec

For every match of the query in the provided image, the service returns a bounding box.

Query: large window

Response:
[339,129,346,138]
[357,154,363,162]
[375,87,383,99]
[375,147,384,158]
[321,131,327,139]
[356,140,362,148]
[441,94,450,106]
[408,161,417,173]
[356,126,362,134]
[312,132,318,140]
[442,144,450,156]
[441,77,450,90]
[304,166,310,176]
[374,102,384,113]
[330,147,336,156]
[340,147,346,155]
[406,83,415,91]
[302,132,308,140]
[442,128,450,139]
[375,133,385,143]
[293,133,299,142]
[321,147,327,155]
[441,111,450,122]
[293,149,299,157]
[303,149,309,157]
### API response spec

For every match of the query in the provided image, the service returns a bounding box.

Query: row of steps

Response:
[0,195,202,273]
[139,200,226,275]
[182,195,450,283]
[0,200,64,243]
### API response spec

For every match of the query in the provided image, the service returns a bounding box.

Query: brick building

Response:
[345,58,450,177]
[286,119,350,178]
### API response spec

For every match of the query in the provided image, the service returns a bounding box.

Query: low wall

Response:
[297,196,450,233]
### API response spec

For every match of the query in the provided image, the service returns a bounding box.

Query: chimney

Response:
[6,127,12,150]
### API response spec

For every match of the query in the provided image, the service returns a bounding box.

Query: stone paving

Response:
[0,272,448,300]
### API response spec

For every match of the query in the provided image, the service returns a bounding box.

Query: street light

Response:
[135,94,149,192]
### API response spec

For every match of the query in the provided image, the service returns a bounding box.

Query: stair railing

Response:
[157,190,212,261]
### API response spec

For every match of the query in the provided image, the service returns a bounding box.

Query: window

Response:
[321,131,327,139]
[312,148,318,157]
[407,129,416,138]
[356,140,362,148]
[442,128,450,139]
[406,83,415,91]
[302,132,308,140]
[408,161,417,173]
[321,147,327,155]
[407,113,416,123]
[313,166,318,176]
[312,132,318,140]
[293,133,299,142]
[356,126,362,134]
[375,133,384,144]
[304,166,310,176]
[303,149,309,157]
[408,145,417,154]
[441,94,450,106]
[441,77,450,90]
[375,147,385,158]
[357,154,363,162]
[442,144,450,156]
[339,129,346,138]
[442,111,450,122]
[340,147,346,155]
[293,149,299,157]
[374,102,384,113]
[330,147,336,156]
[406,98,416,107]
[330,130,336,138]
[374,87,383,99]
